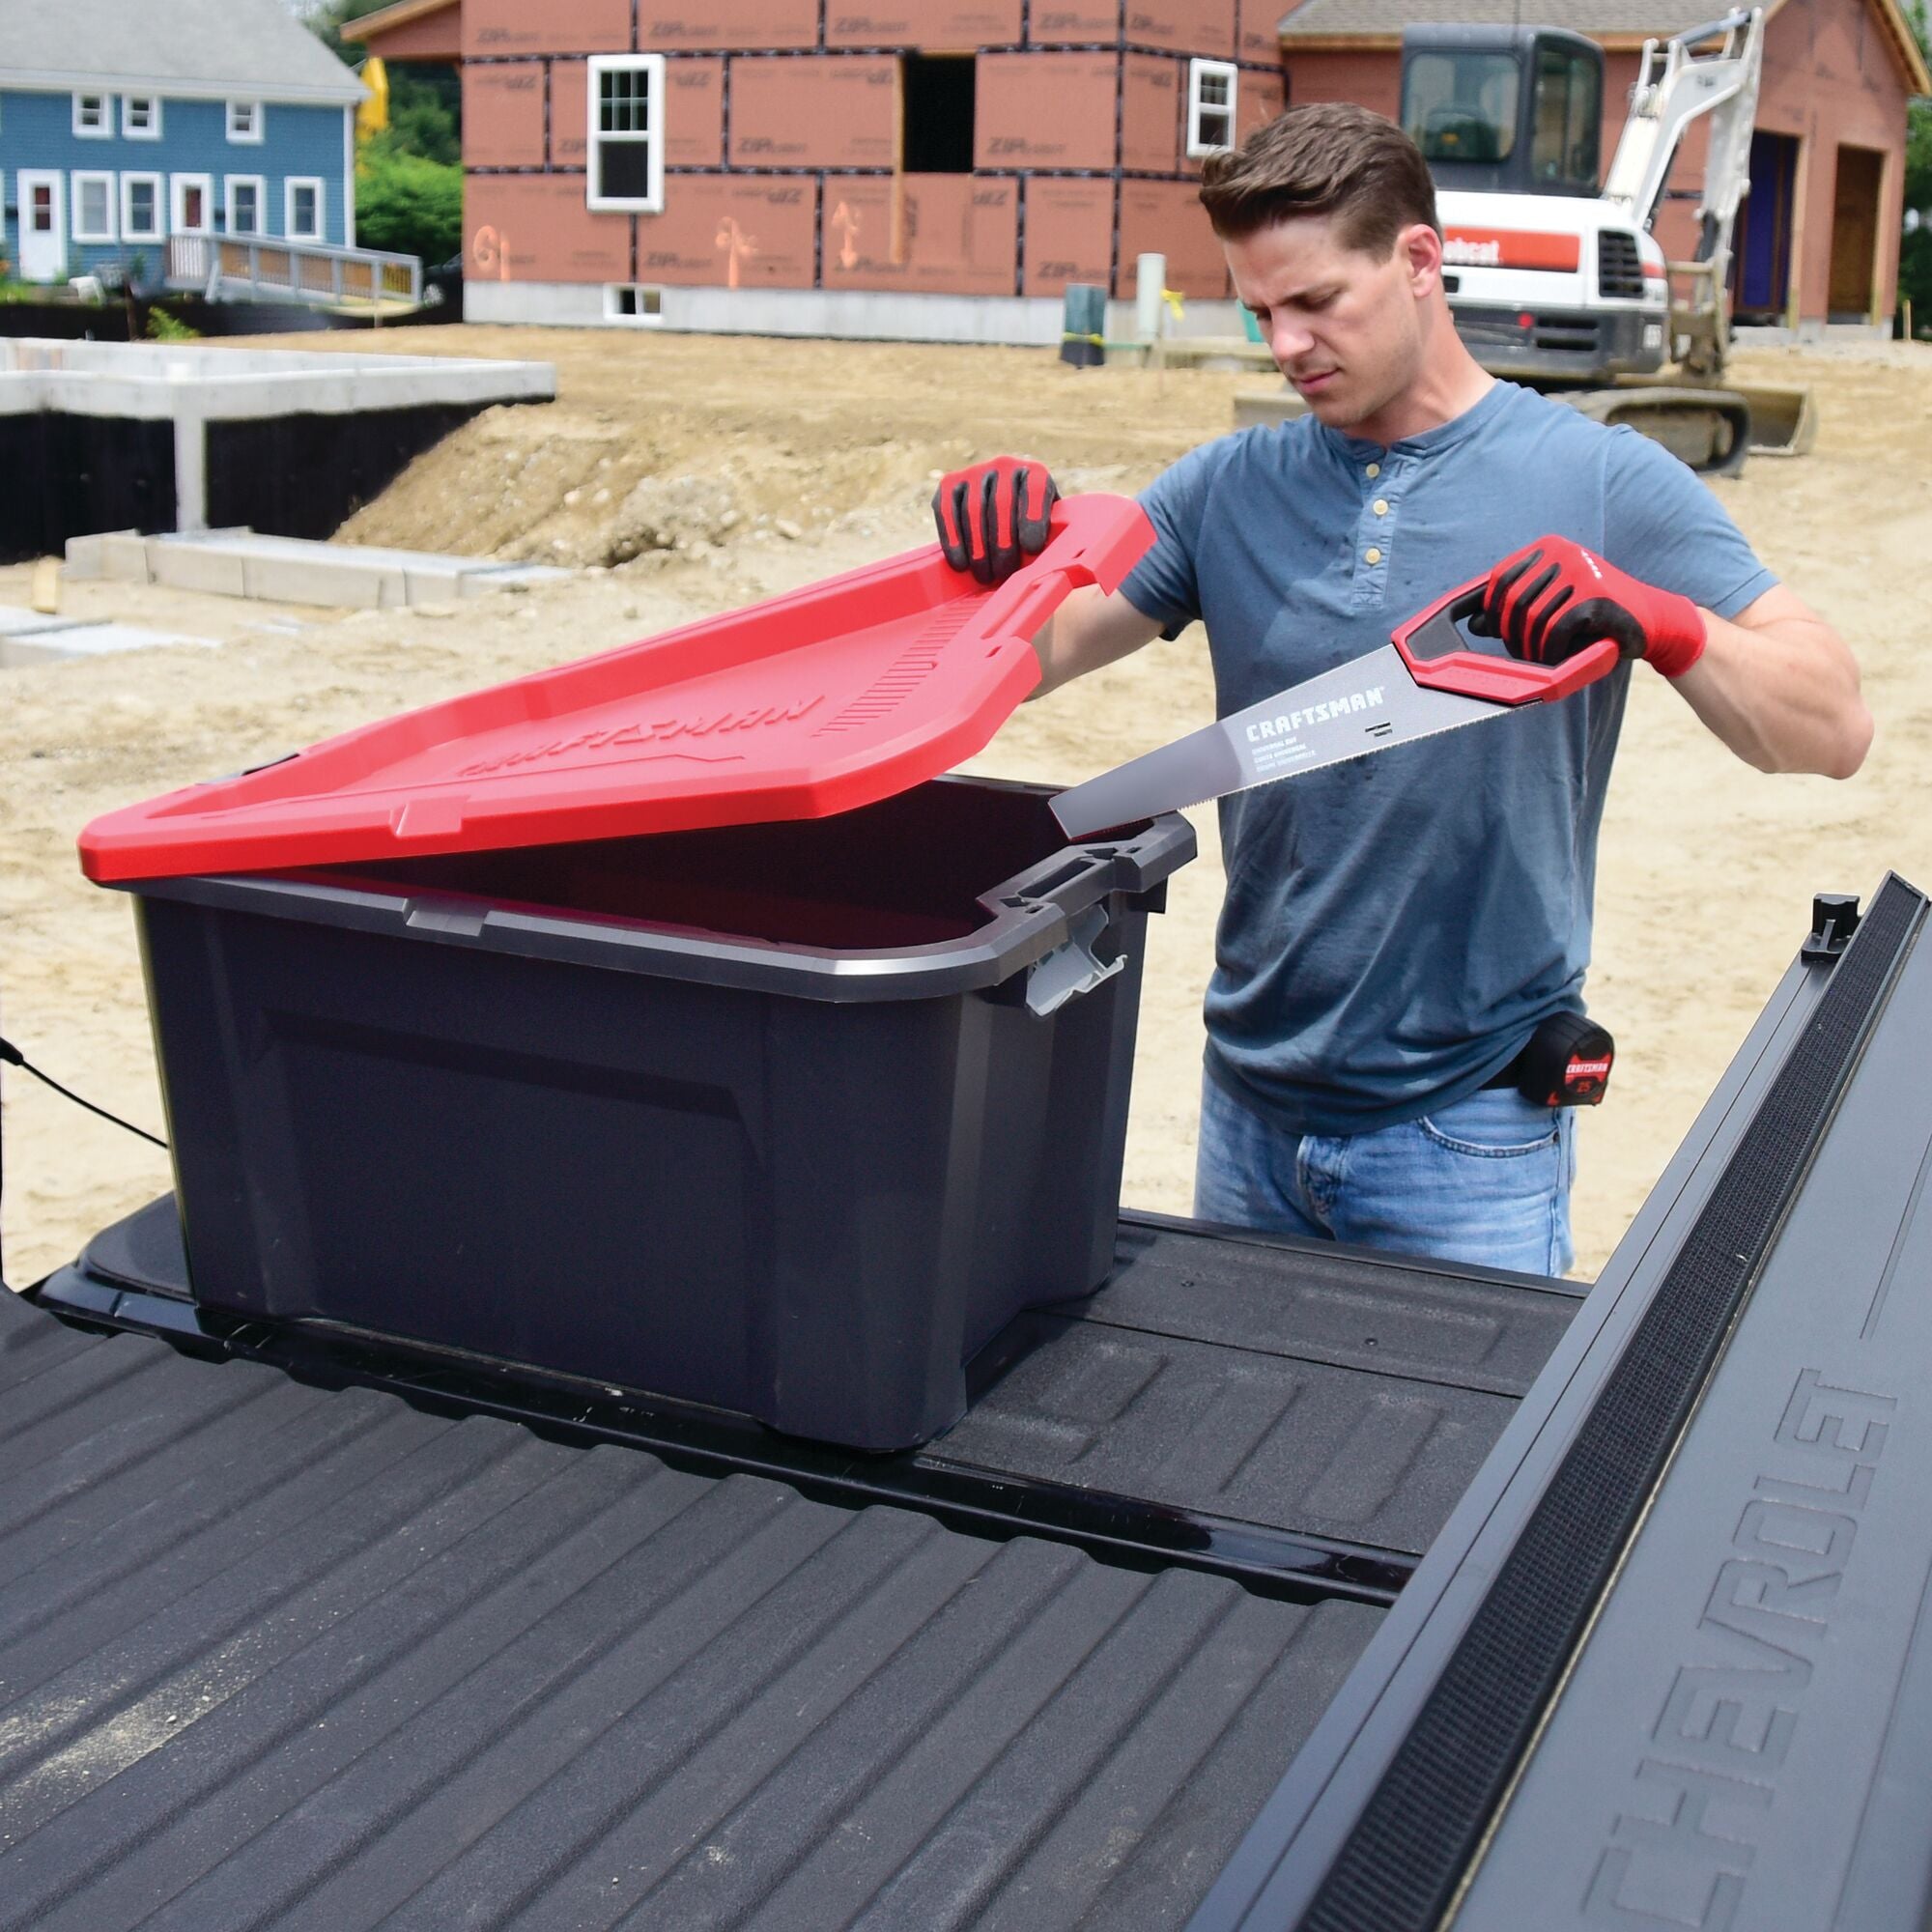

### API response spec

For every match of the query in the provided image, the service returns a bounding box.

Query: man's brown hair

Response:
[1198,102,1439,255]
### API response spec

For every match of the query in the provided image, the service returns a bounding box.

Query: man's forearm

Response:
[1672,603,1871,779]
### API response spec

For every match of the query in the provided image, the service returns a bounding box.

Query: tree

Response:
[304,0,461,170]
[1904,12,1930,329]
[355,131,464,265]
[302,0,463,257]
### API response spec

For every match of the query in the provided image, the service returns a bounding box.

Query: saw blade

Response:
[1050,643,1506,838]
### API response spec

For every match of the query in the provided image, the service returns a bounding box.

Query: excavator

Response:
[1407,6,1810,470]
[1236,9,1813,471]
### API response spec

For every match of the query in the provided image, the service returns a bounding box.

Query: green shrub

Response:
[355,133,463,265]
[146,306,200,341]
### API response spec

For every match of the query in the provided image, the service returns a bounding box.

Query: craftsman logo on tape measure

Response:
[457,697,823,779]
[1247,686,1386,742]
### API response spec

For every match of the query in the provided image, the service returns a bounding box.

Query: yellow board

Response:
[356,55,389,141]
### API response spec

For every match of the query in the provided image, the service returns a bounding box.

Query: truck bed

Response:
[2,1208,1577,1931]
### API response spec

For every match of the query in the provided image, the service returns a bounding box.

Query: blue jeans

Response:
[1195,1070,1577,1277]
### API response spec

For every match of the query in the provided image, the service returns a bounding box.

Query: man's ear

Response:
[1401,223,1445,296]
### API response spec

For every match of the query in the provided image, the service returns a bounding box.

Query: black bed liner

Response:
[3,1206,1576,1931]
[16,881,1930,1931]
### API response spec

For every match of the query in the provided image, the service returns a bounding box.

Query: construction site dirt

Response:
[2,323,1927,1288]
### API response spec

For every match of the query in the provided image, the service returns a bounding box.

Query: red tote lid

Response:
[79,495,1153,884]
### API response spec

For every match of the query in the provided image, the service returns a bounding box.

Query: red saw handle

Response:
[1391,578,1624,704]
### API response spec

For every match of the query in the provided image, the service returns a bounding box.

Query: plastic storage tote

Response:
[126,778,1193,1449]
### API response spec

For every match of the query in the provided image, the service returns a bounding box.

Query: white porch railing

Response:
[166,234,422,309]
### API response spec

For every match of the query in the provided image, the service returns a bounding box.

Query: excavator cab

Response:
[1400,25,1604,198]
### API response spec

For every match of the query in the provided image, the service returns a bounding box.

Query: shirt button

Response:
[1364,546,1382,565]
[1366,463,1381,478]
[1373,498,1389,516]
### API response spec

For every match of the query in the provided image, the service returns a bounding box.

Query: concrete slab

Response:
[64,530,155,584]
[0,605,87,638]
[127,528,575,608]
[148,540,249,598]
[239,549,410,610]
[0,620,214,668]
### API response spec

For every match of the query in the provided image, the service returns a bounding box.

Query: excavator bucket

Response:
[1732,382,1819,457]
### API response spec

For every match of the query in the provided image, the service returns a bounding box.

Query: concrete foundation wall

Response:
[0,339,556,553]
[466,274,1257,343]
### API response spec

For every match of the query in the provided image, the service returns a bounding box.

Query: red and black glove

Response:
[1469,533,1707,679]
[931,457,1059,585]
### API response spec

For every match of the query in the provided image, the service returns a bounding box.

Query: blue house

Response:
[1,0,365,285]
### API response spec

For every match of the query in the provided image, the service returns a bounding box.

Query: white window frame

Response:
[1186,58,1238,158]
[585,54,665,213]
[284,176,326,242]
[122,94,162,140]
[227,99,264,144]
[172,172,213,236]
[604,283,666,325]
[121,171,164,242]
[71,169,117,242]
[73,92,112,139]
[224,173,267,236]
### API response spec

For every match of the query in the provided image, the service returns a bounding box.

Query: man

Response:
[932,103,1869,1276]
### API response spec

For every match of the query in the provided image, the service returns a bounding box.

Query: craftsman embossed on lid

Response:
[78,496,1151,883]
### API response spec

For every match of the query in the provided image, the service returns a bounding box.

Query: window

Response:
[900,55,976,174]
[123,95,162,139]
[285,177,325,241]
[225,175,266,235]
[605,283,665,324]
[1186,59,1237,157]
[1404,51,1520,164]
[172,173,213,235]
[122,172,163,242]
[71,170,116,242]
[1529,46,1601,189]
[227,99,263,143]
[586,55,664,213]
[73,92,111,139]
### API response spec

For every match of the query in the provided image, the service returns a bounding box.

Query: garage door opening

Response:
[1828,143,1885,322]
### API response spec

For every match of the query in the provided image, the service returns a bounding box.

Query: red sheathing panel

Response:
[1030,0,1121,43]
[666,59,726,166]
[729,57,900,167]
[826,0,1024,47]
[1236,63,1286,143]
[1022,177,1114,295]
[464,63,547,169]
[1121,54,1180,171]
[1120,178,1225,295]
[634,0,818,51]
[975,53,1117,169]
[552,59,721,168]
[1127,0,1236,55]
[551,58,590,168]
[464,0,630,59]
[467,174,632,282]
[822,176,1018,293]
[637,178,817,286]
[1236,0,1278,65]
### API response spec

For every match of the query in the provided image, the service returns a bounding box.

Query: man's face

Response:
[1226,214,1434,433]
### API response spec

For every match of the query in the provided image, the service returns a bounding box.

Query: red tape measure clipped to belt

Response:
[1508,1011,1615,1107]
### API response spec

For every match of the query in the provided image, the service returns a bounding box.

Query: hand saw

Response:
[1049,578,1625,838]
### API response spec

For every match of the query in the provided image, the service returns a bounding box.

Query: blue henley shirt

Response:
[1118,379,1777,1136]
